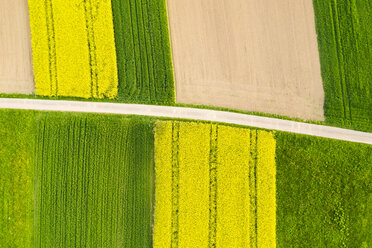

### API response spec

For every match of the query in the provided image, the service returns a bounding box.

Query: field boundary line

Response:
[0,98,371,145]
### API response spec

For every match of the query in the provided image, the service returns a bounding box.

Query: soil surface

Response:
[0,0,34,94]
[166,0,324,121]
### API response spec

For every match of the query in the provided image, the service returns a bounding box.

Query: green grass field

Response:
[33,113,154,247]
[276,132,372,247]
[313,0,372,132]
[112,0,175,104]
[0,110,35,247]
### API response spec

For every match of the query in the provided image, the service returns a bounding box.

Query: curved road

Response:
[0,98,371,145]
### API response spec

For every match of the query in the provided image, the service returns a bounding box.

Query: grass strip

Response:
[313,0,372,132]
[112,0,175,104]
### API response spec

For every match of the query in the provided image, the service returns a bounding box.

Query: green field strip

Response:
[276,132,372,247]
[34,113,154,247]
[112,0,175,104]
[313,0,372,132]
[0,110,35,247]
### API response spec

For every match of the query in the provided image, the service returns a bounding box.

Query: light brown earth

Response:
[0,0,34,94]
[166,0,325,121]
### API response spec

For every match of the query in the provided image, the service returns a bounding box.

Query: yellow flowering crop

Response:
[178,122,210,248]
[257,131,276,248]
[28,0,118,99]
[154,121,277,248]
[153,121,173,248]
[216,125,251,247]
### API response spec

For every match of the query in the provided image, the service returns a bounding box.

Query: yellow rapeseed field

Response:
[216,125,251,247]
[28,0,118,99]
[153,121,173,248]
[257,131,276,248]
[178,122,210,248]
[154,121,277,248]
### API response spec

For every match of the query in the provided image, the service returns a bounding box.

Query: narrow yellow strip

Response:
[178,122,210,248]
[153,121,173,248]
[53,0,91,97]
[29,0,118,99]
[249,130,258,248]
[216,125,251,247]
[90,0,118,99]
[28,0,51,95]
[256,130,276,248]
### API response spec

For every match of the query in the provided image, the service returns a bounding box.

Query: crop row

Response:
[153,121,276,248]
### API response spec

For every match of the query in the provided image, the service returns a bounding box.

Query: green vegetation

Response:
[111,0,175,104]
[313,0,372,132]
[276,132,372,247]
[34,113,154,247]
[0,110,35,247]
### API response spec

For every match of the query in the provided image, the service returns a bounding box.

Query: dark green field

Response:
[313,0,372,132]
[276,132,372,247]
[112,0,175,104]
[34,113,154,247]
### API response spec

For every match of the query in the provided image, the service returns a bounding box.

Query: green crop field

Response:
[34,113,154,247]
[0,110,35,247]
[276,132,372,247]
[112,0,175,104]
[313,0,372,132]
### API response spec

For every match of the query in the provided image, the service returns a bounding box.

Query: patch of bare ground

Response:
[167,0,324,121]
[0,0,34,94]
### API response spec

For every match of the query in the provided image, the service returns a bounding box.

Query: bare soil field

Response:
[0,0,34,94]
[167,0,325,121]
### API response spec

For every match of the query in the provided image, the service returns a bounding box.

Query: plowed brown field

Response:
[0,0,34,94]
[167,0,324,121]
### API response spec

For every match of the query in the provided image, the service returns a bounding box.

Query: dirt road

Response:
[0,98,371,145]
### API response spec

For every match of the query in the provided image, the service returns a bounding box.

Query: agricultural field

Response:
[0,0,34,94]
[166,0,325,121]
[276,133,372,247]
[153,121,276,247]
[0,109,371,247]
[34,113,154,247]
[112,0,175,104]
[313,0,372,132]
[28,0,118,99]
[1,0,371,133]
[0,110,35,247]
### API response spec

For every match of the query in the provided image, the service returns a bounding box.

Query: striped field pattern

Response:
[313,0,372,132]
[28,0,118,99]
[34,114,153,247]
[154,121,276,248]
[112,0,175,103]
